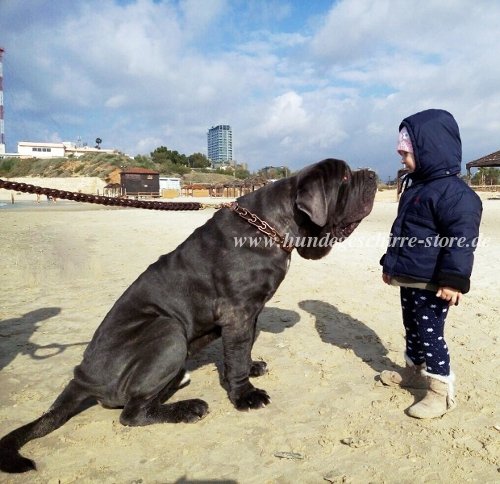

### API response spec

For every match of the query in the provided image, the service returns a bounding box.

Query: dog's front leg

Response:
[221,321,271,411]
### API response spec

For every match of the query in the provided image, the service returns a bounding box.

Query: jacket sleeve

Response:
[435,190,482,293]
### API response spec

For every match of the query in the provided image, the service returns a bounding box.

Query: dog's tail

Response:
[0,379,89,473]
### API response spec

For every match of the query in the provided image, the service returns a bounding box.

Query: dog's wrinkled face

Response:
[294,158,377,259]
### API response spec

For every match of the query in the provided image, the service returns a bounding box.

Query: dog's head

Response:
[293,158,377,259]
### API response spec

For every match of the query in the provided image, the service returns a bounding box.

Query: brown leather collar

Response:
[222,202,294,253]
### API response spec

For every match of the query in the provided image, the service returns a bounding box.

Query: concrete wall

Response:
[0,176,107,201]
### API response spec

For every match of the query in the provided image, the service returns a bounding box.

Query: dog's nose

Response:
[359,168,376,179]
[357,167,376,177]
[355,167,377,181]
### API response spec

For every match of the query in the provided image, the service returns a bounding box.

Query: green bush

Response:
[0,157,16,175]
[471,167,499,185]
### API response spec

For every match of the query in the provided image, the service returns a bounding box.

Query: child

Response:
[379,109,482,419]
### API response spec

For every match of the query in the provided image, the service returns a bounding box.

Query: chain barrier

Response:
[0,179,295,252]
[0,179,220,211]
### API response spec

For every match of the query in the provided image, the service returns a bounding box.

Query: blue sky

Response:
[1,0,499,180]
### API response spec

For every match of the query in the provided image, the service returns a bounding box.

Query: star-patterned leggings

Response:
[400,287,450,376]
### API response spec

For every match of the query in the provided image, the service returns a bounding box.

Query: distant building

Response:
[159,177,181,191]
[159,176,181,198]
[211,162,235,171]
[207,125,233,165]
[18,142,66,158]
[17,141,117,159]
[120,167,160,197]
[260,166,290,179]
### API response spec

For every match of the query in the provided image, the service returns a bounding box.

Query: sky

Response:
[1,0,499,180]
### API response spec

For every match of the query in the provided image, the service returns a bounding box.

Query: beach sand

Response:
[0,189,498,483]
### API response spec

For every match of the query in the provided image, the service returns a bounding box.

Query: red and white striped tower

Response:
[0,47,5,154]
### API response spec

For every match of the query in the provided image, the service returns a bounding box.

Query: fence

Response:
[471,185,500,192]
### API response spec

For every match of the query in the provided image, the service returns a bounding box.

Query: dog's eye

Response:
[342,175,349,182]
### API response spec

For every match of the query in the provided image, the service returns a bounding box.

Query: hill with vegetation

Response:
[0,153,135,180]
[0,148,251,184]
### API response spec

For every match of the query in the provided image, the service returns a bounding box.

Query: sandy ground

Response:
[0,187,498,483]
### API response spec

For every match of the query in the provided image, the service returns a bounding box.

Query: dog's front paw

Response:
[250,360,268,377]
[234,387,271,411]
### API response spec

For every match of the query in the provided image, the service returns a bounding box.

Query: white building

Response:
[18,141,66,158]
[17,141,116,159]
[159,177,181,190]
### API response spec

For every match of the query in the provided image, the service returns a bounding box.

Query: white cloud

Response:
[1,0,499,178]
[260,91,309,137]
[105,95,128,109]
[179,0,226,37]
[136,136,165,154]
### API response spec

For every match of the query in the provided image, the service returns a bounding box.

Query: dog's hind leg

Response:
[0,380,90,473]
[120,393,208,426]
[118,318,209,427]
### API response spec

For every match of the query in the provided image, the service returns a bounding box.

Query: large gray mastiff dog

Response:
[0,158,376,473]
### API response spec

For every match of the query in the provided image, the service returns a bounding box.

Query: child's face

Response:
[399,151,416,172]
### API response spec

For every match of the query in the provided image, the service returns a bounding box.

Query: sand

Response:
[0,188,498,483]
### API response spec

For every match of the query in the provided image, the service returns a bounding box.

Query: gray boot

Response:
[407,371,457,419]
[380,354,427,389]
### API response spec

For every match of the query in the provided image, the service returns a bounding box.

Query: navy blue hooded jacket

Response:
[381,109,482,293]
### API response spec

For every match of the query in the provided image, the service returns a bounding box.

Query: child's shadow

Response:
[299,299,397,374]
[0,308,88,371]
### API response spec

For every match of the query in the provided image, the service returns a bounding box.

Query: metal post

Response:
[0,47,5,154]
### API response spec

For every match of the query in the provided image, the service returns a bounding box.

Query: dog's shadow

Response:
[186,306,300,374]
[299,299,396,373]
[0,307,88,371]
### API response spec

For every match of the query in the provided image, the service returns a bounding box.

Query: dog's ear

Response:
[296,170,329,227]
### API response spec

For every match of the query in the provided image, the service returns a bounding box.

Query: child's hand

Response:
[436,287,462,306]
[382,273,392,285]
